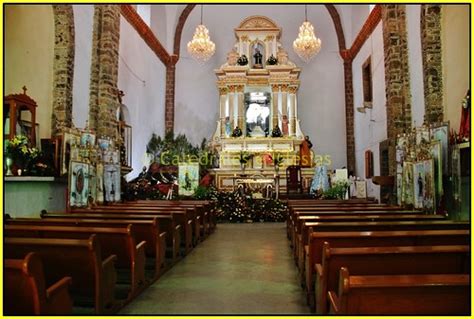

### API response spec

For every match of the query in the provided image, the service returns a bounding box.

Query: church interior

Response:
[4,4,471,315]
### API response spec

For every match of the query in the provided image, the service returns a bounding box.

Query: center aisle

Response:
[120,223,309,314]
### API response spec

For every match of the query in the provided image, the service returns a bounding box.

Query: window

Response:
[362,56,373,107]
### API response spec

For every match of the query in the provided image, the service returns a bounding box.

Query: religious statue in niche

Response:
[225,116,232,137]
[232,126,243,137]
[237,55,248,66]
[300,135,313,167]
[281,115,289,136]
[271,124,282,137]
[253,47,263,69]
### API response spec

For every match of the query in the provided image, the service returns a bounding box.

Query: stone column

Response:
[236,85,245,133]
[288,86,298,136]
[228,85,236,129]
[280,84,288,136]
[271,84,280,129]
[219,87,228,137]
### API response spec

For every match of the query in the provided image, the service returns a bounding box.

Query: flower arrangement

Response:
[239,151,254,166]
[322,179,352,200]
[5,135,42,174]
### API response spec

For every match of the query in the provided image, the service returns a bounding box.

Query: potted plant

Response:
[272,153,284,174]
[239,151,253,174]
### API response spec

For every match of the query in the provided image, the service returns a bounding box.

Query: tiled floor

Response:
[120,223,309,315]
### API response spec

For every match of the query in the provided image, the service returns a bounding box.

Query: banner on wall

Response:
[178,163,199,196]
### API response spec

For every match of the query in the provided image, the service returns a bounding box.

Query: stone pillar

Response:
[288,86,298,137]
[219,87,228,137]
[51,5,75,135]
[228,85,236,129]
[421,5,444,123]
[271,84,279,129]
[165,63,176,133]
[280,84,288,136]
[236,85,245,133]
[382,5,412,177]
[88,5,121,139]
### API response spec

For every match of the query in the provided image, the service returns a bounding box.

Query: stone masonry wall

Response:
[51,5,75,135]
[382,5,412,177]
[88,5,121,139]
[421,4,444,123]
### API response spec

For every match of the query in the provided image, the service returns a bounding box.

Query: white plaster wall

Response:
[442,5,470,131]
[150,5,168,52]
[5,5,54,140]
[352,23,387,200]
[406,4,425,127]
[118,16,167,180]
[175,5,347,169]
[72,5,94,129]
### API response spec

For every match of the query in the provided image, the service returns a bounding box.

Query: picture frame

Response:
[96,162,105,204]
[430,141,443,202]
[422,159,435,211]
[69,160,90,208]
[88,164,97,205]
[103,149,120,165]
[430,122,449,174]
[60,130,81,176]
[402,161,414,206]
[355,180,367,199]
[104,164,121,202]
[415,126,430,145]
[178,163,200,196]
[413,162,425,209]
[97,137,113,151]
[80,131,96,147]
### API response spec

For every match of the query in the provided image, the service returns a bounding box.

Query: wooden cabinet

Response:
[4,86,37,146]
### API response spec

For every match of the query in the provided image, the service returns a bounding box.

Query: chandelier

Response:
[187,5,215,63]
[293,5,322,63]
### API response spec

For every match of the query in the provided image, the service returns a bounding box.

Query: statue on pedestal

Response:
[253,48,263,69]
[232,126,243,137]
[271,125,282,137]
[282,115,289,136]
[225,116,232,137]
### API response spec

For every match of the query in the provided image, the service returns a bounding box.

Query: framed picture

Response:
[80,131,96,146]
[430,141,443,200]
[96,162,104,204]
[402,161,414,206]
[415,126,430,145]
[104,164,121,202]
[88,164,97,205]
[430,122,449,174]
[413,162,425,209]
[355,180,367,199]
[61,131,81,176]
[103,150,120,165]
[19,120,40,148]
[178,163,199,196]
[422,159,435,211]
[97,137,113,151]
[69,161,90,208]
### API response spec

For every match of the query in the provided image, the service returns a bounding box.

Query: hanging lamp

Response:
[293,5,322,63]
[187,5,216,63]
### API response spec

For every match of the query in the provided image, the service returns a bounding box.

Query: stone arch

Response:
[51,5,75,135]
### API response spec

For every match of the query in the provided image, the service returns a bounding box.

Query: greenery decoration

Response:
[322,179,351,199]
[5,135,52,175]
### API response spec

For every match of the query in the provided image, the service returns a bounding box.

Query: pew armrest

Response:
[46,276,72,299]
[102,255,117,269]
[136,240,147,252]
[327,291,340,314]
[315,263,323,276]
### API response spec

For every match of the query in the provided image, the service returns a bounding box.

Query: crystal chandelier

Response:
[187,5,215,63]
[293,5,322,63]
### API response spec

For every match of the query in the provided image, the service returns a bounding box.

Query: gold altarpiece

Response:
[210,16,314,191]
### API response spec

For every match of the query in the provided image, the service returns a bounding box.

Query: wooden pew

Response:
[297,220,469,273]
[304,229,470,309]
[71,207,194,254]
[42,212,182,263]
[328,268,470,315]
[5,224,147,300]
[6,217,165,278]
[5,236,117,314]
[5,252,73,315]
[316,243,470,314]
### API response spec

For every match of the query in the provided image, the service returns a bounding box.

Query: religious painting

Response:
[415,126,430,145]
[61,131,81,176]
[422,160,435,211]
[396,172,403,206]
[402,161,414,206]
[88,164,97,205]
[80,131,96,147]
[430,141,443,203]
[96,162,104,204]
[413,162,425,209]
[413,160,435,211]
[178,163,199,196]
[104,164,121,202]
[69,161,89,207]
[430,122,449,174]
[103,150,120,165]
[97,137,113,151]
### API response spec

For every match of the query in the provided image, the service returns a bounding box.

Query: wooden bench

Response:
[328,268,470,315]
[5,252,73,315]
[5,224,147,300]
[304,229,470,309]
[5,236,117,314]
[316,243,470,314]
[298,220,470,276]
[6,217,165,278]
[71,207,194,254]
[42,212,182,263]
